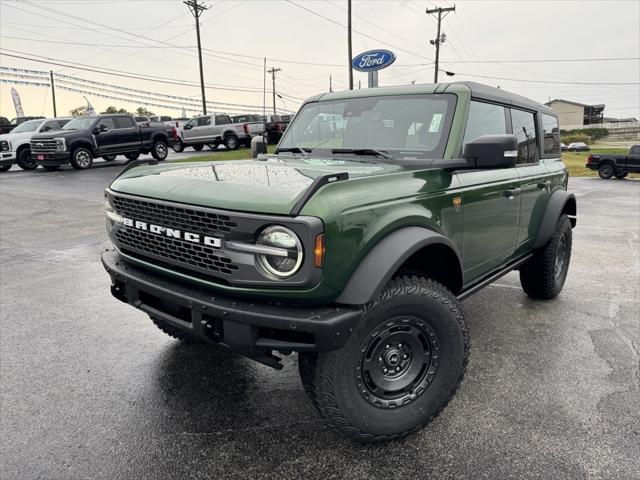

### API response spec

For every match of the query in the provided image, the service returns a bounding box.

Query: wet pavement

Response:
[1,162,638,479]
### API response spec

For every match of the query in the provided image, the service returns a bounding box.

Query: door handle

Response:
[504,188,521,198]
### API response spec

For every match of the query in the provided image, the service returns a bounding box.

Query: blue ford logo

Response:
[351,50,396,72]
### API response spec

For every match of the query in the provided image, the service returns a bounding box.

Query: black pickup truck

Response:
[587,144,640,179]
[31,114,174,171]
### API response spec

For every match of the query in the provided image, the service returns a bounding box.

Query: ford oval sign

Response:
[351,50,396,72]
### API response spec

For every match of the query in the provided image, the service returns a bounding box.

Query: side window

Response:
[630,146,640,156]
[185,118,197,127]
[114,116,135,129]
[58,119,70,128]
[98,118,116,131]
[463,101,507,145]
[197,116,211,127]
[511,109,538,164]
[40,121,59,132]
[541,114,560,156]
[214,115,227,125]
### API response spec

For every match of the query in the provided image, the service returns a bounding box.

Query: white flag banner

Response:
[11,87,25,117]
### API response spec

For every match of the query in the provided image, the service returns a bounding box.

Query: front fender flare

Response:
[335,227,462,306]
[533,190,576,249]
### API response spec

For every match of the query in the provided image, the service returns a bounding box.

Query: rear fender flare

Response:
[533,190,576,249]
[335,227,462,306]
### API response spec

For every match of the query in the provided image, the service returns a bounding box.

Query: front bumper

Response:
[35,152,71,166]
[102,250,362,366]
[0,151,15,166]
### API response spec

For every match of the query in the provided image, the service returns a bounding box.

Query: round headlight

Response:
[256,225,303,279]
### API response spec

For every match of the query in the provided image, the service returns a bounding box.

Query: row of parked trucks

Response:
[0,112,292,172]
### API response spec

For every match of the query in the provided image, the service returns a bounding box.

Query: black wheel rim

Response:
[23,153,36,168]
[357,317,440,409]
[600,165,613,177]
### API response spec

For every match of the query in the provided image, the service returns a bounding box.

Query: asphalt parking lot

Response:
[1,158,639,479]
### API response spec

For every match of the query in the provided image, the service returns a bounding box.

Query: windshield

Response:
[278,94,456,160]
[11,120,42,133]
[62,117,96,130]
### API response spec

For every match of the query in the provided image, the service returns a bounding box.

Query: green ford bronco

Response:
[102,82,576,442]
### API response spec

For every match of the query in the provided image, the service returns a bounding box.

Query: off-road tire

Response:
[151,140,168,161]
[614,170,628,179]
[519,214,572,300]
[299,275,469,442]
[17,149,37,170]
[151,317,200,343]
[223,134,239,150]
[125,152,140,161]
[172,138,184,153]
[598,163,614,179]
[192,144,204,151]
[0,164,11,172]
[42,165,60,172]
[70,147,93,170]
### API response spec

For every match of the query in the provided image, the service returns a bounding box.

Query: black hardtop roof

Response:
[444,81,556,115]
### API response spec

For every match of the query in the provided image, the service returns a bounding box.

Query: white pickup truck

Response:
[0,117,71,172]
[172,113,252,152]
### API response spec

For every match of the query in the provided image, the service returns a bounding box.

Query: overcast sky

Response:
[0,0,638,121]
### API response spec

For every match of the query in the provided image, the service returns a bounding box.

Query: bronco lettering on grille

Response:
[122,217,222,247]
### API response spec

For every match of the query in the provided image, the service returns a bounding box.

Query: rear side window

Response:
[541,114,560,155]
[215,115,229,125]
[511,109,538,164]
[114,117,135,129]
[463,101,507,145]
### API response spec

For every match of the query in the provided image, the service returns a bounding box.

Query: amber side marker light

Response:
[314,234,325,268]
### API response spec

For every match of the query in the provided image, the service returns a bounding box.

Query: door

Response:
[457,100,520,281]
[94,117,119,153]
[113,116,140,152]
[628,145,640,171]
[182,117,208,142]
[513,109,549,252]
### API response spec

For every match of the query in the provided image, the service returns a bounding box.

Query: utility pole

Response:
[184,0,210,114]
[267,67,281,114]
[329,75,333,93]
[426,5,455,83]
[263,57,267,119]
[50,70,57,117]
[347,0,353,90]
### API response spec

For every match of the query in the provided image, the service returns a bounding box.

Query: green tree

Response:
[101,106,129,114]
[135,106,155,117]
[69,105,88,117]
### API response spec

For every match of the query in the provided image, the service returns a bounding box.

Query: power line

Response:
[442,70,640,86]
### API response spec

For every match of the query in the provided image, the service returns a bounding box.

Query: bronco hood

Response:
[109,156,403,215]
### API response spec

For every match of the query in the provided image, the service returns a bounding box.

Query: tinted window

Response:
[114,116,135,129]
[197,116,211,126]
[215,115,228,125]
[40,121,60,132]
[630,146,640,155]
[161,116,171,122]
[463,101,506,144]
[541,114,560,155]
[98,118,116,131]
[59,119,70,128]
[511,109,538,164]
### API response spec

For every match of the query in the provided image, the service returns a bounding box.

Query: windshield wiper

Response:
[276,146,311,155]
[331,148,394,160]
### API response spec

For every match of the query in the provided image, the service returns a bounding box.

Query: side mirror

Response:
[463,134,518,169]
[184,124,193,130]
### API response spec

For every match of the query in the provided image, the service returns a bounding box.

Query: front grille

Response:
[111,195,241,277]
[30,139,58,154]
[112,196,238,235]
[115,228,238,276]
